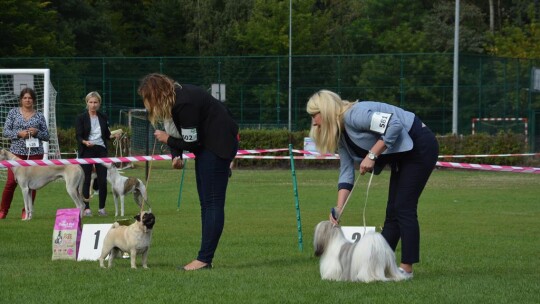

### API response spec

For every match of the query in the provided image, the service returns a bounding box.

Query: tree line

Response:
[1,0,539,59]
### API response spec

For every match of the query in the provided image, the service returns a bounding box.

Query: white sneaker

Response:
[98,209,107,216]
[399,267,414,280]
[83,209,92,217]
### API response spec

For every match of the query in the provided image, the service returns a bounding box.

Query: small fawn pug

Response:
[99,212,155,269]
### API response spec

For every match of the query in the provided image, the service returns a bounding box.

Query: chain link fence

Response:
[1,54,539,151]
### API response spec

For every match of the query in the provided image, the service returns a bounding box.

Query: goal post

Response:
[0,68,60,159]
[119,108,163,157]
[471,117,528,143]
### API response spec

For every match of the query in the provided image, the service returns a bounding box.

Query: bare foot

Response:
[183,260,212,271]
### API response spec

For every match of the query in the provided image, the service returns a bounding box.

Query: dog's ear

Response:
[134,214,141,221]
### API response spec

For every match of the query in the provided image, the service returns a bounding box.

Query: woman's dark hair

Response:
[19,87,37,103]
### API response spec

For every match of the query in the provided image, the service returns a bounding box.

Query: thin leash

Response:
[361,171,375,235]
[335,170,375,235]
[139,137,158,216]
[334,174,361,223]
[26,131,34,159]
[112,132,126,159]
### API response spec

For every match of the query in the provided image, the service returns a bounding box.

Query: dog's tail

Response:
[135,180,150,212]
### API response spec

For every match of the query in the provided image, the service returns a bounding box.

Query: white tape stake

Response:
[77,224,113,261]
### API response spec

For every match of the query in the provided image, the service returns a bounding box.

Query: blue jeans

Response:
[194,147,234,264]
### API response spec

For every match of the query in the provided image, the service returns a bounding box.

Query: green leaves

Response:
[0,0,74,57]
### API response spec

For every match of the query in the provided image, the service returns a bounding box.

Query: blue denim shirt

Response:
[338,101,415,190]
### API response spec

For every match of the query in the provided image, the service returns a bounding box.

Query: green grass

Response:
[0,166,538,304]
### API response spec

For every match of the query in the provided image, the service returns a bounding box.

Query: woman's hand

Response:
[19,129,37,139]
[154,130,170,144]
[329,206,341,225]
[27,128,38,137]
[359,158,375,175]
[172,156,184,169]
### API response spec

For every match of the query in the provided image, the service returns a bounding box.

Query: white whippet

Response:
[103,163,149,217]
[0,149,85,220]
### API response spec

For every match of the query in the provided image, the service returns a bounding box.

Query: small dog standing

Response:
[99,212,155,269]
[313,220,407,282]
[0,149,85,220]
[103,163,149,217]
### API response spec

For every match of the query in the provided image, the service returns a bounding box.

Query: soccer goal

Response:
[119,108,165,157]
[471,117,528,143]
[0,69,61,159]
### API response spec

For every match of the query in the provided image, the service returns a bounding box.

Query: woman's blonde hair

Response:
[85,91,102,105]
[306,90,355,154]
[137,73,177,125]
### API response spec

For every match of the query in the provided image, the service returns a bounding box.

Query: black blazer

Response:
[166,84,238,160]
[75,111,111,157]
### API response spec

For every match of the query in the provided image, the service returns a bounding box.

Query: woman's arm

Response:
[34,112,50,141]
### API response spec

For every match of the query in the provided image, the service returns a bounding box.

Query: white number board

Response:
[341,226,376,243]
[77,224,113,261]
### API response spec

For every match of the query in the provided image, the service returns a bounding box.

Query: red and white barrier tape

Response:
[436,161,540,174]
[0,155,175,168]
[1,148,538,174]
[438,153,539,158]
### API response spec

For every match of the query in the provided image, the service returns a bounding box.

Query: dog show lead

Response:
[306,90,439,279]
[75,91,112,217]
[138,73,238,271]
[0,88,50,220]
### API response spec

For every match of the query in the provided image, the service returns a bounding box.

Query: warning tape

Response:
[1,148,538,174]
[0,155,175,168]
[436,161,540,174]
[438,153,539,158]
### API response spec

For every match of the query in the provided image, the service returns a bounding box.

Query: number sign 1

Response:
[340,226,376,243]
[77,224,113,261]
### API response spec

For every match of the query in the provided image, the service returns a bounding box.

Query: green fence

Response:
[1,54,539,150]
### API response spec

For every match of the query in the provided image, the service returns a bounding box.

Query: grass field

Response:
[0,164,538,304]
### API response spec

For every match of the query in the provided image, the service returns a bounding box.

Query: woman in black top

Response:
[75,91,111,217]
[138,73,238,271]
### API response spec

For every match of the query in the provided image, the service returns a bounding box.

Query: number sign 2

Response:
[77,224,113,261]
[340,226,376,243]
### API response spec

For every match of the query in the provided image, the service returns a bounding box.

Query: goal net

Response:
[471,117,528,143]
[119,109,165,157]
[0,69,61,179]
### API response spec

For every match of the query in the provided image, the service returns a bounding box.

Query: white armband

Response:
[181,127,198,142]
[370,112,393,135]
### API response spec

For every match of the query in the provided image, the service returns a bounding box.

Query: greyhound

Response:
[103,163,150,217]
[0,149,85,220]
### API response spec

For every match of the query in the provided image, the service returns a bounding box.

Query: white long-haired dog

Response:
[313,221,407,282]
